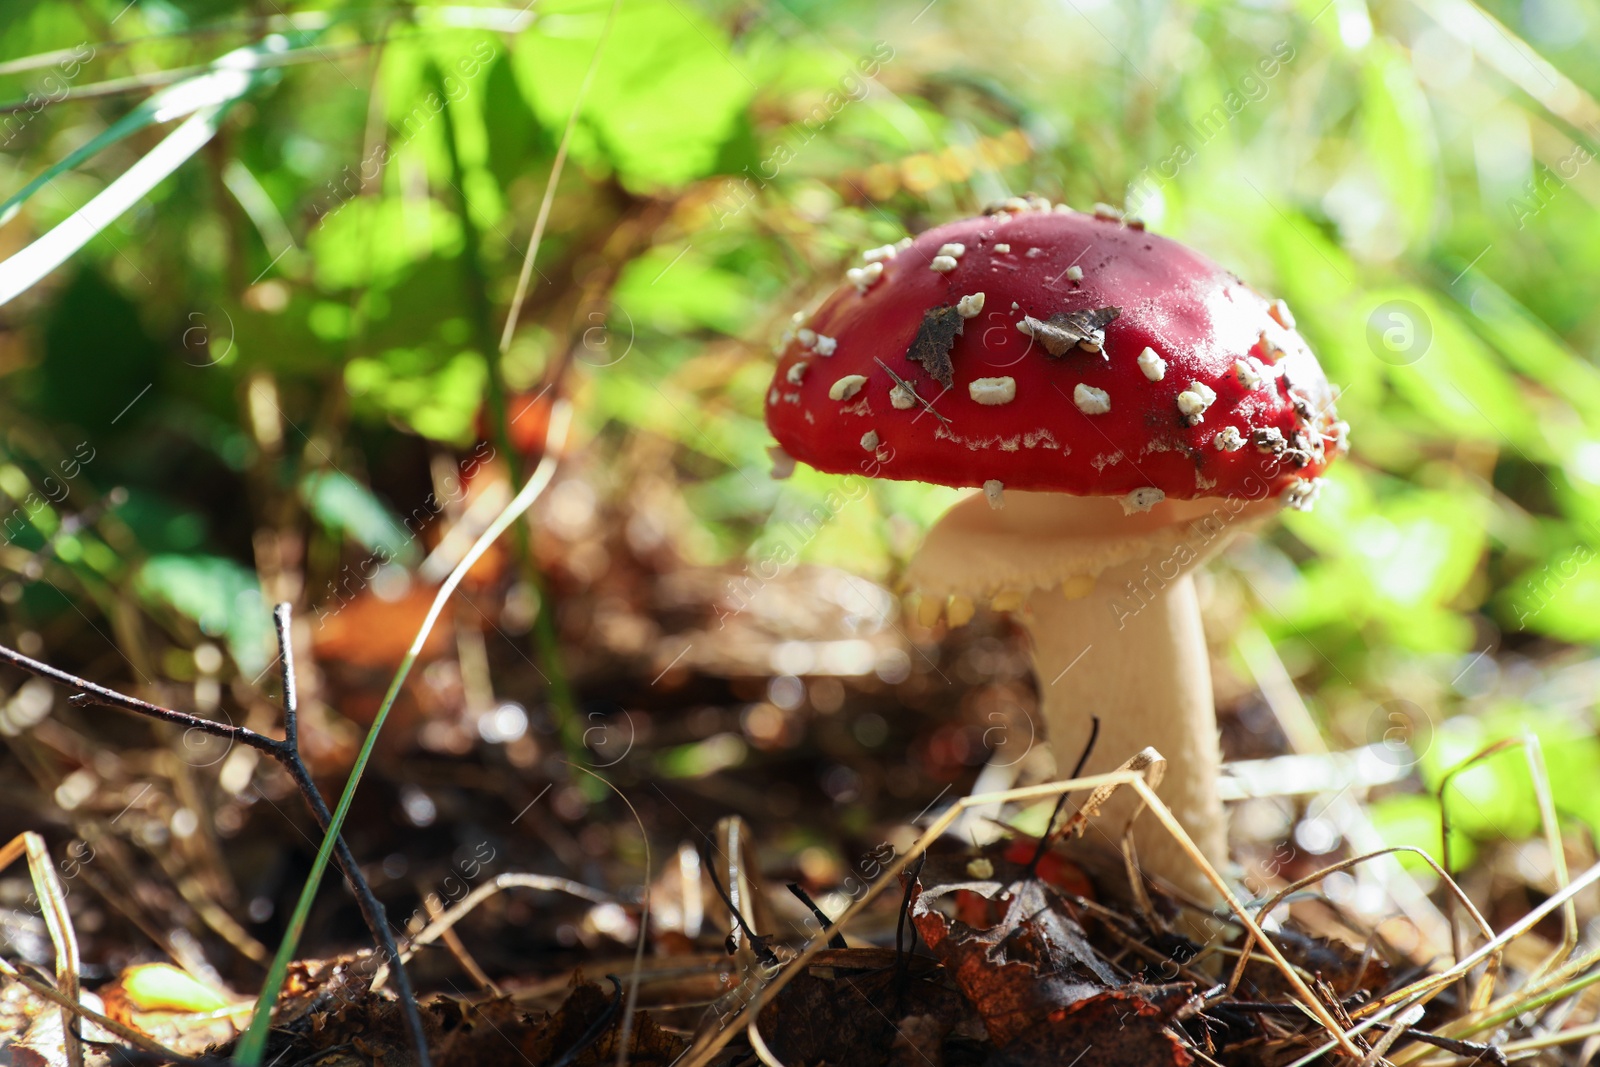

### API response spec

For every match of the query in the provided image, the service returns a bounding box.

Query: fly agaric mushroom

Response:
[764,199,1345,905]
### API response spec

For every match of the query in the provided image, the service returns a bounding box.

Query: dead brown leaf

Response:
[913,879,1114,1047]
[992,989,1194,1067]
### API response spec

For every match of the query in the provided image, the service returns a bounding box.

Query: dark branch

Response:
[1025,715,1100,879]
[0,644,283,757]
[275,603,301,754]
[0,606,433,1067]
[700,843,780,968]
[785,882,847,950]
[267,604,432,1067]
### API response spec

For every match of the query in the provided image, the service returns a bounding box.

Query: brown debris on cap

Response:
[1016,307,1120,358]
[906,305,965,388]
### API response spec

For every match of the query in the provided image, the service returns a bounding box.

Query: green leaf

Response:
[307,196,463,291]
[1418,708,1599,843]
[1357,46,1438,253]
[512,0,754,189]
[121,963,230,1013]
[300,471,420,568]
[1367,792,1476,877]
[482,50,552,188]
[1370,287,1540,448]
[1281,470,1486,650]
[378,30,506,222]
[1421,728,1539,843]
[655,733,749,778]
[37,267,163,431]
[136,554,272,676]
[1454,277,1600,435]
[114,490,208,556]
[1501,537,1600,641]
[613,246,753,335]
[1350,493,1486,610]
[344,347,487,445]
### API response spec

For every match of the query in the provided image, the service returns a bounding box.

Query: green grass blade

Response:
[0,35,300,226]
[231,401,574,1066]
[0,106,229,306]
[0,35,317,307]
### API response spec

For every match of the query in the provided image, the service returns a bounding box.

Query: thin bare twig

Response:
[375,872,614,985]
[0,643,275,754]
[786,883,848,950]
[268,604,430,1065]
[0,604,430,1065]
[1025,714,1100,879]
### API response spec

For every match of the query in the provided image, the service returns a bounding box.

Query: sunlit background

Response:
[1,0,1599,985]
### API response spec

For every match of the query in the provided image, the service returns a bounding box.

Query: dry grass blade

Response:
[374,873,616,988]
[718,816,764,961]
[1473,949,1600,1030]
[498,0,624,352]
[1360,857,1600,1043]
[1283,1009,1390,1067]
[1500,1018,1600,1056]
[1237,628,1450,955]
[1429,733,1579,1017]
[566,763,654,1067]
[1226,846,1494,1000]
[1357,1004,1425,1067]
[1437,737,1522,1012]
[1109,748,1167,933]
[1127,777,1365,1057]
[0,957,187,1060]
[1063,745,1164,839]
[1406,943,1600,1059]
[676,765,1366,1066]
[1,832,82,1067]
[1520,733,1578,981]
[420,889,498,995]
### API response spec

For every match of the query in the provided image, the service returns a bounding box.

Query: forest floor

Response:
[0,462,1593,1066]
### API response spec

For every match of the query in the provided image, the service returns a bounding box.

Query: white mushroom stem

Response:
[905,490,1278,908]
[1021,564,1223,906]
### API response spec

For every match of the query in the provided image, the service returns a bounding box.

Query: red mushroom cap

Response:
[764,205,1345,506]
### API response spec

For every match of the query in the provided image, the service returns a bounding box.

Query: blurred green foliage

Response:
[0,0,1598,869]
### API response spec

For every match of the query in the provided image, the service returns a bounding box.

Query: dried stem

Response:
[675,769,1366,1067]
[1226,845,1493,1000]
